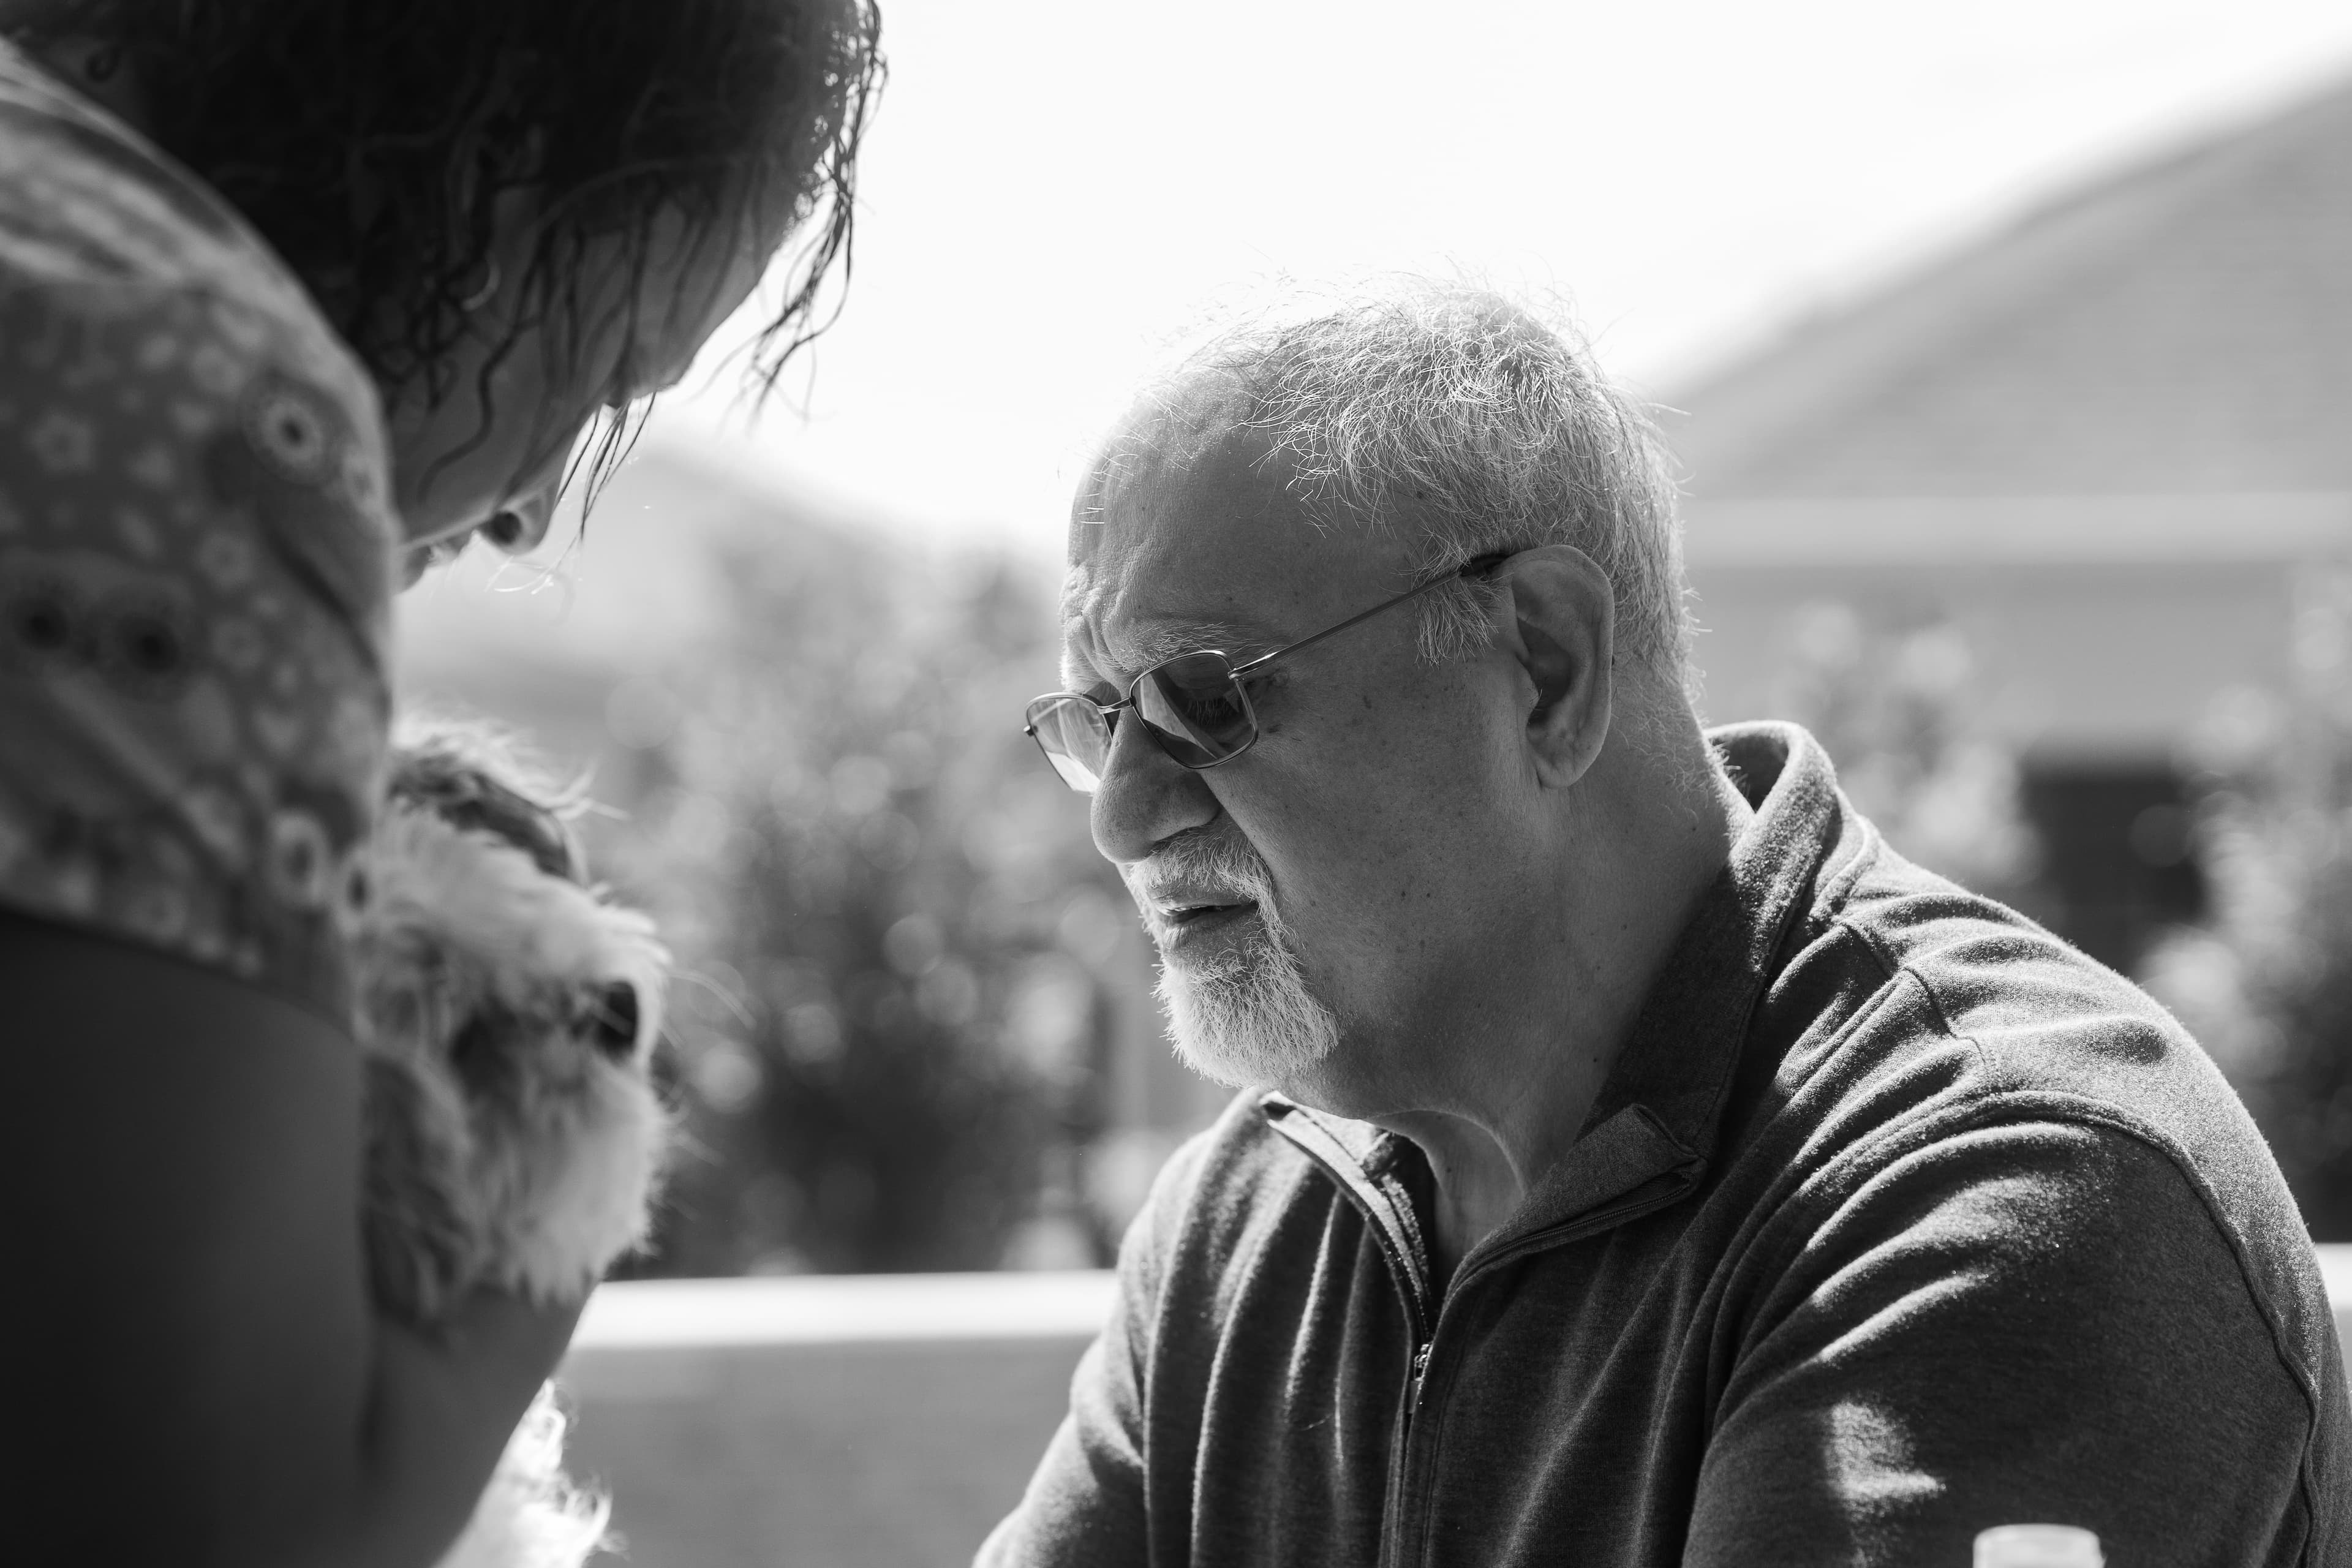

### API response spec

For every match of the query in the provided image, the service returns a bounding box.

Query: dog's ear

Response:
[387,722,585,883]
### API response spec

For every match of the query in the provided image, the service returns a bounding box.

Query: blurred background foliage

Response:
[399,454,1160,1279]
[1760,601,2043,907]
[613,532,1131,1275]
[2144,564,2352,1239]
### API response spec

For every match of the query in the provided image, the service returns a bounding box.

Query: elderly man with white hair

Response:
[979,281,2350,1567]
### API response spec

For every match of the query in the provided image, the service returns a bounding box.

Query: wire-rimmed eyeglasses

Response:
[1022,552,1512,794]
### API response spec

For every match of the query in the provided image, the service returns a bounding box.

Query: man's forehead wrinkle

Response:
[1063,368,1392,691]
[1060,542,1281,685]
[1058,558,1093,625]
[1059,555,1115,688]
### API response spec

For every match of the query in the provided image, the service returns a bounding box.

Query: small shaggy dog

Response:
[353,723,672,1568]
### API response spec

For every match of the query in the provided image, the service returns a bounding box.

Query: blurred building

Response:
[1667,74,2352,971]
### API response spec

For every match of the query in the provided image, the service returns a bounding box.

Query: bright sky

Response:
[647,0,2352,559]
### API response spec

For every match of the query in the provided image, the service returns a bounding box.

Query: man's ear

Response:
[1489,545,1613,788]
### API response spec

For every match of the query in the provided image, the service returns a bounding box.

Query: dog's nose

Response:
[586,982,641,1060]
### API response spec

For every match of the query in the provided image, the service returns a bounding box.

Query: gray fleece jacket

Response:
[978,723,2350,1567]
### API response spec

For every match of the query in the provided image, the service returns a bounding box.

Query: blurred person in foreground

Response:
[984,280,2350,1566]
[0,2,877,1562]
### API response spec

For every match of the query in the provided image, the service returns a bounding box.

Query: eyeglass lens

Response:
[1133,653,1255,766]
[1025,696,1111,792]
[1025,654,1261,793]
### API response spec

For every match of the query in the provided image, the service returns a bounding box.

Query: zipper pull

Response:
[1408,1343,1432,1412]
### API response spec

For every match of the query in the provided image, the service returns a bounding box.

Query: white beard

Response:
[1137,834,1341,1089]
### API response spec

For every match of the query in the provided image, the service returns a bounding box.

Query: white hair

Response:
[1114,278,1691,671]
[1131,830,1340,1089]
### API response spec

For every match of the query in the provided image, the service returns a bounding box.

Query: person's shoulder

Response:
[1809,834,2210,1117]
[1750,831,2335,1371]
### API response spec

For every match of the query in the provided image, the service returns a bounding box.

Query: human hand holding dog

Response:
[357,1291,590,1568]
[1,918,598,1568]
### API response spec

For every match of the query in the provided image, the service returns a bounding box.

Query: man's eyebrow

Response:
[1127,618,1268,665]
[1115,616,1289,677]
[1061,615,1282,693]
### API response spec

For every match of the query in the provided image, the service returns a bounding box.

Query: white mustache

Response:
[1126,831,1275,914]
[1140,832,1339,1088]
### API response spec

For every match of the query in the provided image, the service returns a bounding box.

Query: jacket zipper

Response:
[1381,1176,1698,1568]
[1379,1338,1428,1568]
[1254,1121,1431,1568]
[1265,1102,1701,1568]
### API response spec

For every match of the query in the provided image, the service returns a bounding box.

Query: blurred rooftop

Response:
[1669,72,2352,502]
[1660,70,2352,968]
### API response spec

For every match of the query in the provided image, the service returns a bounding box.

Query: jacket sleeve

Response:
[974,1151,1180,1566]
[1684,1115,2328,1568]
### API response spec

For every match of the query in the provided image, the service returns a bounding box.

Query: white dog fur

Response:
[352,724,673,1568]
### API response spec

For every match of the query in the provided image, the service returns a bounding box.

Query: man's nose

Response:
[1090,710,1219,868]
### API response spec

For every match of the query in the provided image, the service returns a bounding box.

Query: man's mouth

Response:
[1167,900,1252,927]
[1129,847,1273,951]
[1150,897,1260,949]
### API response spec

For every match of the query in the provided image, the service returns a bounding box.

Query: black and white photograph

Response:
[7,2,2352,1564]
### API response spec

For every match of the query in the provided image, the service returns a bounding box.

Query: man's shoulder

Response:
[1747,830,2334,1371]
[1705,723,2237,1172]
[1800,834,2222,1132]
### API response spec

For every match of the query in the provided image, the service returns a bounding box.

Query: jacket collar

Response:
[1263,721,1847,1256]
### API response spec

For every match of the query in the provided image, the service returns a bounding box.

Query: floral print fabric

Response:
[0,45,397,1024]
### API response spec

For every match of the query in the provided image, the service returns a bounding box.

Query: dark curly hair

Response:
[4,0,883,499]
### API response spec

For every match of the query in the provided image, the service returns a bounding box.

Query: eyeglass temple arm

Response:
[1227,551,1515,679]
